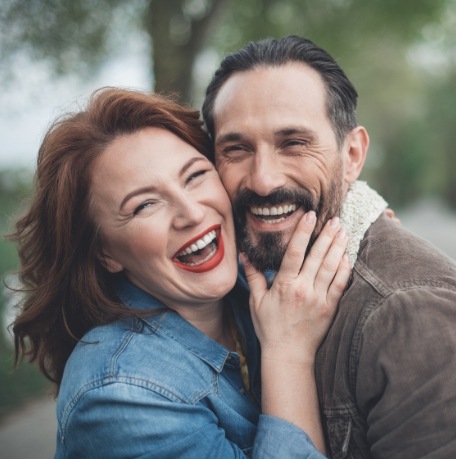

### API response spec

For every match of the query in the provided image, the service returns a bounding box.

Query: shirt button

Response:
[239,388,246,395]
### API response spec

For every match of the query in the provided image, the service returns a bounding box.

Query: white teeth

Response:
[177,230,217,257]
[251,204,297,217]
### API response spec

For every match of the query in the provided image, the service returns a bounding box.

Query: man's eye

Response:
[283,139,308,148]
[224,145,246,153]
[219,145,250,160]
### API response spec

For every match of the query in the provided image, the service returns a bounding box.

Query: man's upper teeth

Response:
[251,204,297,216]
[178,230,217,256]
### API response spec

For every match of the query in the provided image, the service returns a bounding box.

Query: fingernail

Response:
[337,228,347,239]
[330,216,340,228]
[305,211,316,223]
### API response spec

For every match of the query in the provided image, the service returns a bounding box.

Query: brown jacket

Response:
[317,213,456,459]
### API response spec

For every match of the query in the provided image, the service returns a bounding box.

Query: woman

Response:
[11,88,350,458]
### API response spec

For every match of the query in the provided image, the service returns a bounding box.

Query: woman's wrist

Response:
[261,344,317,367]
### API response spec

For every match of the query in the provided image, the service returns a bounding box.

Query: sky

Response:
[0,52,150,169]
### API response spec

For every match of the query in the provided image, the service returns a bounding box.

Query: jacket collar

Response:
[340,181,387,265]
[113,275,231,373]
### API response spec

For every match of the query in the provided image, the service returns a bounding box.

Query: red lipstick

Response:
[173,225,225,273]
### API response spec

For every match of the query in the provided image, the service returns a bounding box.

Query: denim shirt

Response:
[55,276,324,458]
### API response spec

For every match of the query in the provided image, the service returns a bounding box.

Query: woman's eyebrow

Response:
[119,156,207,210]
[178,156,207,178]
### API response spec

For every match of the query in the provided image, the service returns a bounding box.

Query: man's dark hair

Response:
[202,35,358,148]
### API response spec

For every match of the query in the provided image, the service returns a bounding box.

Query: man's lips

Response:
[250,203,298,224]
[173,225,225,273]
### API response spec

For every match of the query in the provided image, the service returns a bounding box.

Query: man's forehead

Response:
[212,63,326,122]
[212,65,327,141]
[214,62,322,99]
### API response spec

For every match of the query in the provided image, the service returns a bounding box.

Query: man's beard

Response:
[233,166,345,272]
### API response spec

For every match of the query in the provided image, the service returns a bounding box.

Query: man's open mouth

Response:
[173,225,224,273]
[250,203,298,224]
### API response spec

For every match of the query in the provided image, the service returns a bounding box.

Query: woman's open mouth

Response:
[173,225,225,273]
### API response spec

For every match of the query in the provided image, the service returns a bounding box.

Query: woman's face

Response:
[91,127,238,314]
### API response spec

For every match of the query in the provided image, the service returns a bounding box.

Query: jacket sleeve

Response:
[56,382,326,459]
[356,287,456,458]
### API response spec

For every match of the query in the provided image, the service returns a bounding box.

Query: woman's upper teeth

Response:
[178,230,217,256]
[251,204,297,216]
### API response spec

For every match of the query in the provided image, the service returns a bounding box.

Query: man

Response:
[202,35,456,458]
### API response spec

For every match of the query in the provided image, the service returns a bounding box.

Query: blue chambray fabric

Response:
[55,276,323,458]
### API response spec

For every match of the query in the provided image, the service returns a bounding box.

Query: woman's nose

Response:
[172,194,206,229]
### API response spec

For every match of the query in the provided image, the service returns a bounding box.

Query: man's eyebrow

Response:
[275,126,316,138]
[215,126,316,146]
[215,132,244,146]
[119,156,206,210]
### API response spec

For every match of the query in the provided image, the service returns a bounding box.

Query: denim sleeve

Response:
[356,287,456,458]
[56,383,326,459]
[253,415,327,458]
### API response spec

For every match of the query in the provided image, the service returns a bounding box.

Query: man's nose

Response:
[245,151,286,196]
[173,194,206,230]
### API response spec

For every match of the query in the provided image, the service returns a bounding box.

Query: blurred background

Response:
[1,0,455,456]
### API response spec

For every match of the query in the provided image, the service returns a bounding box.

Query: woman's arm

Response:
[243,211,351,453]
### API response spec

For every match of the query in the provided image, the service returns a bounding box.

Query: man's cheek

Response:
[220,175,239,202]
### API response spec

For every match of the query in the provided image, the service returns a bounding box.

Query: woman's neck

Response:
[174,299,234,350]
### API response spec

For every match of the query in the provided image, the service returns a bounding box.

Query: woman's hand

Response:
[242,211,351,453]
[242,211,351,365]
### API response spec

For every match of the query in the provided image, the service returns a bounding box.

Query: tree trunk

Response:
[145,0,228,104]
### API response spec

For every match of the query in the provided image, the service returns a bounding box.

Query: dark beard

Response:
[233,170,345,272]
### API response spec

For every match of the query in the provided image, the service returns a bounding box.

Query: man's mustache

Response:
[232,188,320,216]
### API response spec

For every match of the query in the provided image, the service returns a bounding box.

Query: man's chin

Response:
[239,230,287,272]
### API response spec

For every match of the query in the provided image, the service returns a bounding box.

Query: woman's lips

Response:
[173,225,225,273]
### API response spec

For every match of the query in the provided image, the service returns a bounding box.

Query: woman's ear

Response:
[98,250,124,273]
[343,126,369,184]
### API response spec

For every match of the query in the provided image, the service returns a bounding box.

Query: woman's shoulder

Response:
[57,314,218,411]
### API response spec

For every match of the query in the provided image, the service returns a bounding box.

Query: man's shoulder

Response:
[356,213,456,291]
[335,213,456,339]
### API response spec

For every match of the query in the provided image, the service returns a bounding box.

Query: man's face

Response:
[212,62,349,271]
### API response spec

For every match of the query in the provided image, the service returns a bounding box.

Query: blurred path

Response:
[0,198,454,458]
[397,197,456,261]
[0,397,56,459]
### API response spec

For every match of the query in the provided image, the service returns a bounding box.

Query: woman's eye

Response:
[187,169,207,183]
[133,201,153,215]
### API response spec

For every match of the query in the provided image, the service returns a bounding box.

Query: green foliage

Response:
[425,69,456,207]
[0,340,52,420]
[212,0,448,53]
[1,0,140,78]
[0,168,51,420]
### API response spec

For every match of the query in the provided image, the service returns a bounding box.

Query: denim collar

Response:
[114,275,231,373]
